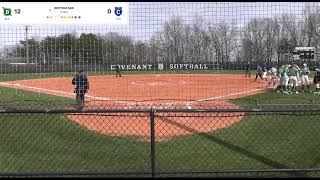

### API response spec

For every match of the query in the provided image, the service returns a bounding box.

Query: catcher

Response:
[72,69,89,109]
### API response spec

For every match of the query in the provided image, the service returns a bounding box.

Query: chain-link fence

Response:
[1,2,320,178]
[0,105,320,177]
[3,2,320,76]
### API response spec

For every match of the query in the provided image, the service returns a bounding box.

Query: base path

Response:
[0,74,267,141]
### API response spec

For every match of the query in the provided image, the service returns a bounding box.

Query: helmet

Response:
[303,63,307,67]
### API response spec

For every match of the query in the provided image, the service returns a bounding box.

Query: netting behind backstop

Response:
[1,2,320,104]
[1,2,320,178]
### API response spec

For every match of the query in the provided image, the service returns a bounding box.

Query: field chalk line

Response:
[0,82,264,105]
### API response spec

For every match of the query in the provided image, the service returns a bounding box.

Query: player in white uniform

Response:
[277,65,285,93]
[288,64,300,94]
[278,64,290,93]
[261,64,268,82]
[300,63,311,92]
[267,66,278,90]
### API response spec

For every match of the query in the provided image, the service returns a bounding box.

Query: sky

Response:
[0,2,318,50]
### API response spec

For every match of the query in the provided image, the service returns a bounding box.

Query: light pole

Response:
[25,25,31,64]
[39,42,46,64]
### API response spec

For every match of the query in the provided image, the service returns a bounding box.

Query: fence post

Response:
[150,108,156,177]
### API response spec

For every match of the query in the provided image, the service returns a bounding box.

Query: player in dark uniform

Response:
[313,68,320,94]
[245,61,251,77]
[115,64,122,77]
[72,69,89,109]
[255,64,264,82]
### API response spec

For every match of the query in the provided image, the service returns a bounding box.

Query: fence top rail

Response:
[154,108,320,113]
[0,109,151,113]
[0,108,320,113]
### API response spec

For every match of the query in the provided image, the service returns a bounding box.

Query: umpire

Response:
[72,69,89,109]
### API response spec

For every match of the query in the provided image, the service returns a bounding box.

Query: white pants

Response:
[289,76,298,87]
[268,75,277,88]
[269,75,277,82]
[262,72,267,79]
[281,75,289,86]
[276,77,281,86]
[302,75,309,86]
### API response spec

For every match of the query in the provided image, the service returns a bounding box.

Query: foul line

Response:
[0,82,113,101]
[0,82,265,104]
[196,88,264,102]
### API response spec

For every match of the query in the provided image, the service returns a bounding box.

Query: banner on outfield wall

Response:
[110,63,221,71]
[0,2,129,25]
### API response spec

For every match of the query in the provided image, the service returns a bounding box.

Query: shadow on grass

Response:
[158,116,307,177]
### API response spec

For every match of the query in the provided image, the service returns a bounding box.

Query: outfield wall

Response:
[1,60,319,74]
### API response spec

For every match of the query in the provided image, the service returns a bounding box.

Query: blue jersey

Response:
[257,66,263,74]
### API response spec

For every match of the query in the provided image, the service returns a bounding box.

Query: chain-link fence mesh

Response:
[1,1,320,177]
[0,107,320,177]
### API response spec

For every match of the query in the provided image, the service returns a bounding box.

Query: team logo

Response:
[2,7,12,16]
[114,7,122,16]
[158,63,164,70]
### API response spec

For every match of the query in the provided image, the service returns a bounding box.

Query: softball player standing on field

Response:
[115,64,122,77]
[267,66,278,89]
[277,65,284,93]
[288,64,300,94]
[261,63,268,82]
[255,64,264,82]
[245,61,251,77]
[300,63,311,92]
[283,64,290,94]
[278,64,290,93]
[313,68,320,94]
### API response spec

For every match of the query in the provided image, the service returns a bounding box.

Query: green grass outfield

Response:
[0,71,320,177]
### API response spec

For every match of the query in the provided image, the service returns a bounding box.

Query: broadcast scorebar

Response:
[0,2,129,25]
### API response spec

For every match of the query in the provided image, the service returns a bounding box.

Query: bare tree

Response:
[241,18,280,65]
[189,15,210,62]
[264,18,280,64]
[208,22,237,64]
[301,5,320,48]
[154,16,185,63]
